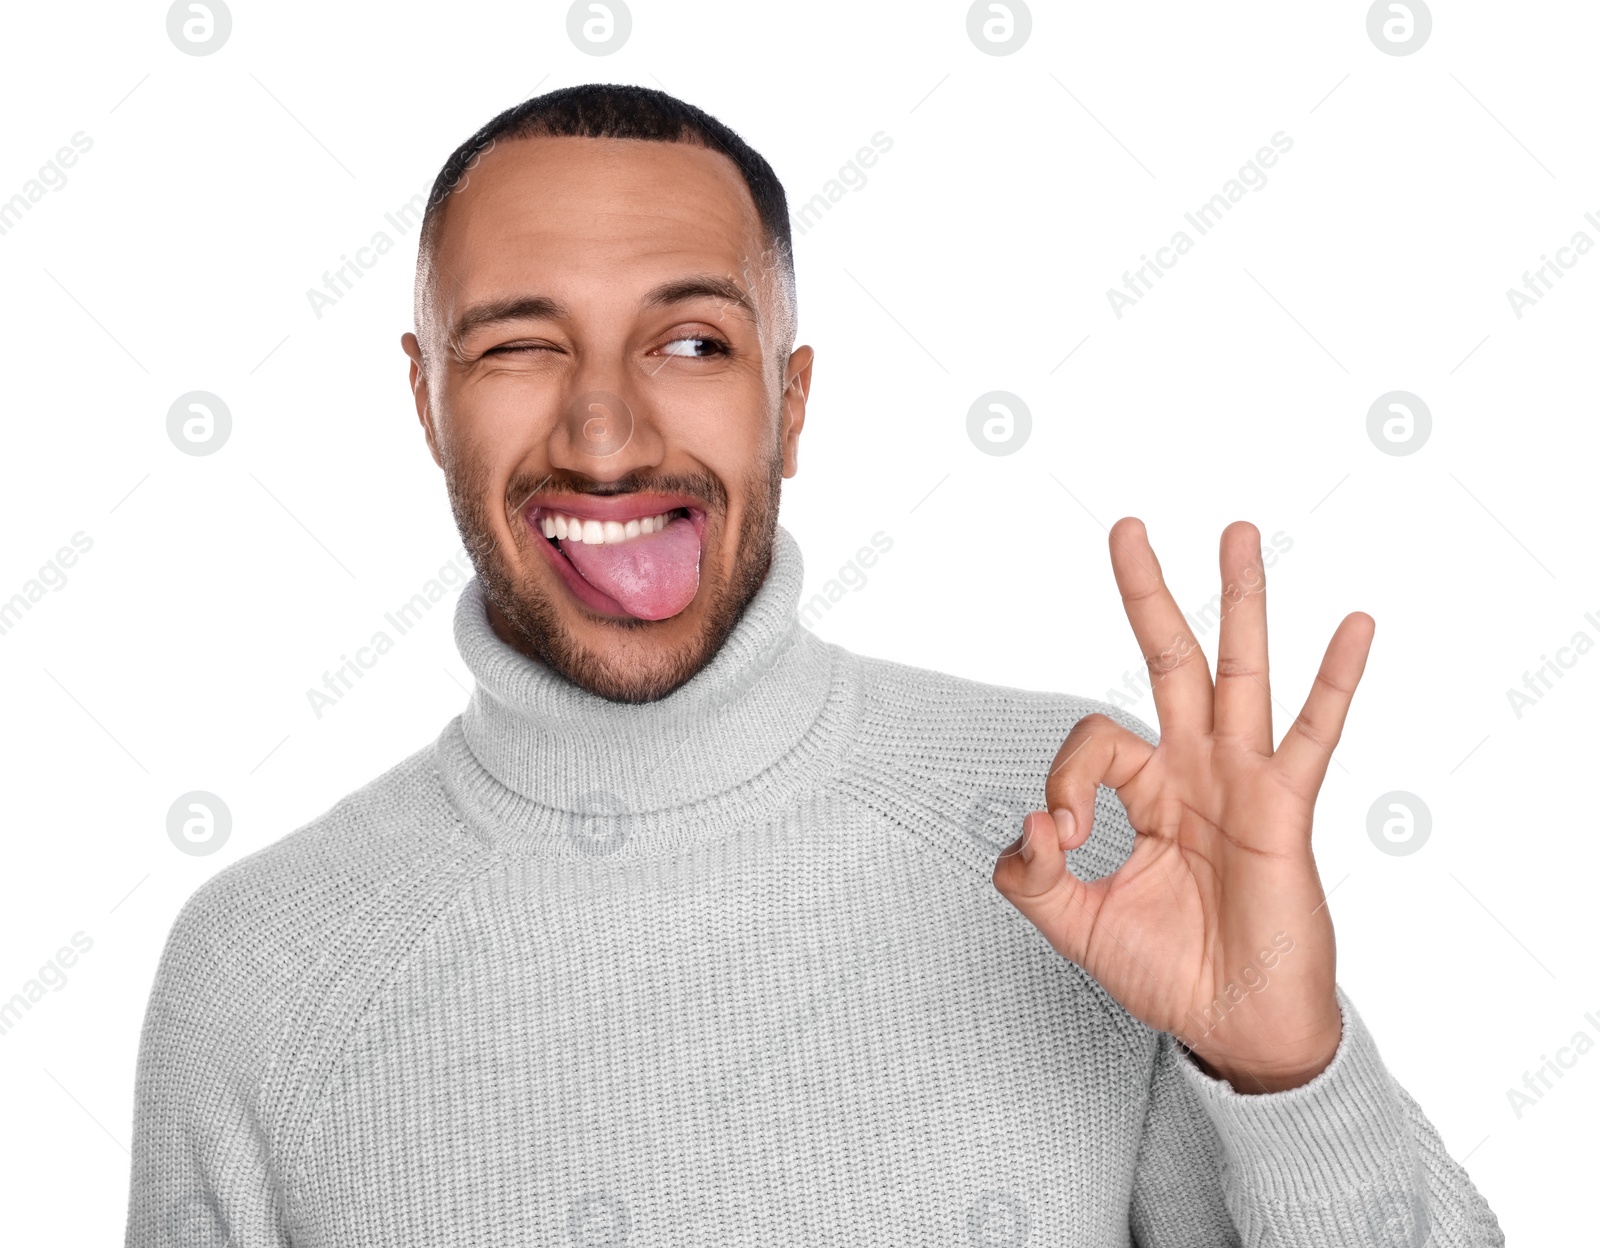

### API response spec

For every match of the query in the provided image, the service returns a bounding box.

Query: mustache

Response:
[504,469,728,519]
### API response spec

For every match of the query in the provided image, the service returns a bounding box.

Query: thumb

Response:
[991,810,1101,965]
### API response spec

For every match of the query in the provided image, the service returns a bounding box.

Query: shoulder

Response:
[834,648,1158,882]
[147,736,487,1042]
[848,647,1159,746]
[130,735,497,1181]
[170,739,471,938]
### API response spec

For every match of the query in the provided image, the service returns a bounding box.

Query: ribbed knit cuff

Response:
[1176,987,1414,1205]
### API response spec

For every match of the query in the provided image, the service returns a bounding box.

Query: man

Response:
[126,84,1502,1246]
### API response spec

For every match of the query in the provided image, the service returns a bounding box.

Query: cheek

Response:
[647,375,774,463]
[444,376,560,468]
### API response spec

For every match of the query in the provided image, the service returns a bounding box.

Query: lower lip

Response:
[524,509,706,621]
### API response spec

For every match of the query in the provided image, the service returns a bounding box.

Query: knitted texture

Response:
[125,525,1504,1247]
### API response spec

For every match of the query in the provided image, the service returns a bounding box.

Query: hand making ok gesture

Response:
[991,518,1376,1093]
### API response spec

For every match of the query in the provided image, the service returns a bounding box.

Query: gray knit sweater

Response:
[126,524,1502,1247]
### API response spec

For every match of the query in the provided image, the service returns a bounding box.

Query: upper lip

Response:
[525,492,705,525]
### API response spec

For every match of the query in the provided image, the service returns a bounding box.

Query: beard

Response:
[444,436,784,704]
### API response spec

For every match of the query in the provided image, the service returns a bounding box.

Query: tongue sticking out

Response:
[559,515,702,620]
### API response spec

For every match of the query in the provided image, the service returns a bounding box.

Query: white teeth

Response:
[541,508,679,546]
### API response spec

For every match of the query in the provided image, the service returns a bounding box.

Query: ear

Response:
[401,331,443,468]
[779,344,813,479]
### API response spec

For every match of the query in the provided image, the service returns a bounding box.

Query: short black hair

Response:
[414,83,796,359]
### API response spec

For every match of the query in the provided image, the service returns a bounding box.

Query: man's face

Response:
[403,135,812,702]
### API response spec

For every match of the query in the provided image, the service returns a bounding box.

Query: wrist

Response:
[1186,1027,1343,1094]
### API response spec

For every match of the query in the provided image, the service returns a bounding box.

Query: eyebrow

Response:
[641,275,755,317]
[450,295,567,344]
[449,274,757,345]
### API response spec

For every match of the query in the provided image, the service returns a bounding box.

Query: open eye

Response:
[658,336,729,358]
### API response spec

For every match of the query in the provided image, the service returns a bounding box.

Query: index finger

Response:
[1108,516,1213,736]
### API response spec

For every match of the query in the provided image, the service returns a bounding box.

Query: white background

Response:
[1,1,1594,1240]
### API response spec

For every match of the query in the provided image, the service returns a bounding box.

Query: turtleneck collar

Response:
[434,523,860,857]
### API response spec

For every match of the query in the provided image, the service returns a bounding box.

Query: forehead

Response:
[429,134,770,317]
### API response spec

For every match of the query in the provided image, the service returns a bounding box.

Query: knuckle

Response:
[1213,656,1259,682]
[1290,713,1334,753]
[1312,670,1354,697]
[1146,638,1201,677]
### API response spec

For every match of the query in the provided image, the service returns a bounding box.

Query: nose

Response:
[568,390,632,457]
[546,365,665,482]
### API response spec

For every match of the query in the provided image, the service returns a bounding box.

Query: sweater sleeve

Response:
[124,877,296,1248]
[1127,987,1504,1247]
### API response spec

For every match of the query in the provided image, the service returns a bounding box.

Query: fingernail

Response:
[1050,808,1076,844]
[1019,816,1035,863]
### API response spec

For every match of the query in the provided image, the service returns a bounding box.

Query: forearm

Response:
[1133,987,1503,1247]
